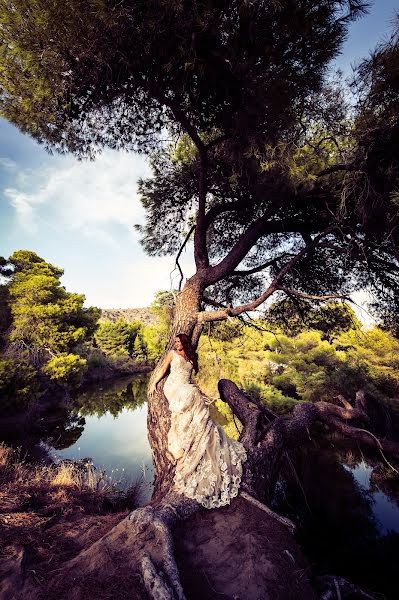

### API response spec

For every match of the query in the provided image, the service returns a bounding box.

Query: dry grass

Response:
[0,441,150,517]
[0,441,152,594]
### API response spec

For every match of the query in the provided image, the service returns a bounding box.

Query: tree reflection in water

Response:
[272,432,399,600]
[0,374,149,459]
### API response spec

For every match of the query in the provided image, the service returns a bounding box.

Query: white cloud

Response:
[81,250,197,308]
[4,148,151,243]
[0,157,17,169]
[4,187,45,233]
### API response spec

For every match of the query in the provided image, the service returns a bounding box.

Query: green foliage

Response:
[0,0,365,157]
[135,290,175,361]
[196,321,399,435]
[243,382,299,415]
[4,250,100,355]
[139,324,165,362]
[207,319,243,342]
[264,300,361,340]
[150,290,174,331]
[214,398,242,440]
[94,318,140,357]
[0,357,39,412]
[1,2,398,323]
[0,250,101,400]
[42,353,87,387]
[0,283,11,349]
[132,330,148,363]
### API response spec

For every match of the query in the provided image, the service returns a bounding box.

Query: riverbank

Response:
[84,359,153,383]
[0,439,318,600]
[0,441,149,598]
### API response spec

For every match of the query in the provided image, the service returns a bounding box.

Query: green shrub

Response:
[243,381,298,415]
[42,353,87,387]
[0,357,39,412]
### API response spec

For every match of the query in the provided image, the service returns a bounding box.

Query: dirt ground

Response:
[174,494,317,600]
[1,492,318,600]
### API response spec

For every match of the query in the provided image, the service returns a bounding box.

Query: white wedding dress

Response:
[163,349,248,509]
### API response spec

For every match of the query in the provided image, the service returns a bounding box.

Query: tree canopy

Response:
[0,250,100,363]
[263,299,361,339]
[1,1,398,336]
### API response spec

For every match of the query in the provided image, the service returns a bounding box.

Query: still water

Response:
[4,373,398,598]
[48,374,155,503]
[272,434,399,599]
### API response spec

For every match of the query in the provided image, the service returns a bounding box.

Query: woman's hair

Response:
[176,333,199,373]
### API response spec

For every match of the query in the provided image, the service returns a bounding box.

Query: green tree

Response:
[208,319,243,342]
[42,353,88,387]
[94,318,140,357]
[133,329,148,363]
[0,282,11,350]
[0,250,100,364]
[264,299,361,340]
[0,357,40,412]
[3,4,399,595]
[150,290,175,332]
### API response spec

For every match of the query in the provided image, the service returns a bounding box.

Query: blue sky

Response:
[1,1,397,316]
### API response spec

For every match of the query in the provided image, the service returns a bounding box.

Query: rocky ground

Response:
[99,307,159,326]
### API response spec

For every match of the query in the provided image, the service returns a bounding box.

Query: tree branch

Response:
[205,134,229,149]
[194,152,210,269]
[219,380,399,503]
[202,296,228,309]
[317,163,358,177]
[157,97,210,270]
[203,211,311,285]
[233,254,292,276]
[204,199,245,230]
[165,101,205,153]
[198,227,337,322]
[278,286,353,303]
[174,223,195,291]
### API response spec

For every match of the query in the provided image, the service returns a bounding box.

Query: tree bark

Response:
[147,275,204,502]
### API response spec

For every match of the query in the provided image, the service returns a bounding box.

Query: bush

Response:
[243,381,298,415]
[42,353,87,387]
[94,318,140,357]
[0,357,39,412]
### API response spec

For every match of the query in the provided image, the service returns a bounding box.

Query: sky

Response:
[1,1,398,319]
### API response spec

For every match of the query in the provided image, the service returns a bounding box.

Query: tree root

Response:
[130,507,187,600]
[3,381,396,600]
[127,493,200,600]
[239,490,296,534]
[316,575,383,600]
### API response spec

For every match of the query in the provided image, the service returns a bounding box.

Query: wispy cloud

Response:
[0,157,17,169]
[4,187,45,233]
[3,148,151,243]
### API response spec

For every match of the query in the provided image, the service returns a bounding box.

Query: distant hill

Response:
[99,307,159,326]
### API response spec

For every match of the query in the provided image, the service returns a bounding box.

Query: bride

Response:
[148,333,248,509]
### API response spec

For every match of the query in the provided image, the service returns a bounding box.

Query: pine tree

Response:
[133,330,148,363]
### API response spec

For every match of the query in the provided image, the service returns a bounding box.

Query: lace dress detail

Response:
[164,349,248,509]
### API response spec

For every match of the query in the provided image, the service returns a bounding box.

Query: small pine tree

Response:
[94,318,132,356]
[133,330,148,363]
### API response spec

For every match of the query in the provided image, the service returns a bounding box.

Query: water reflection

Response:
[50,374,154,502]
[343,460,399,535]
[1,373,399,596]
[272,434,399,600]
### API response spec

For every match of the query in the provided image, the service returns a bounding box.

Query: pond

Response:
[44,374,227,504]
[272,433,399,599]
[43,374,155,503]
[2,374,399,598]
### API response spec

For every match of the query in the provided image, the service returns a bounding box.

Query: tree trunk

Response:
[147,275,203,502]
